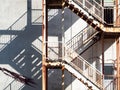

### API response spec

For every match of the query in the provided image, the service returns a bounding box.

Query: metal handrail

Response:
[65,44,103,89]
[72,0,104,22]
[71,0,118,26]
[66,25,97,51]
[46,41,103,89]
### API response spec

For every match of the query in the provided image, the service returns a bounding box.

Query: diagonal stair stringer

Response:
[64,0,103,33]
[64,44,103,90]
[66,25,102,55]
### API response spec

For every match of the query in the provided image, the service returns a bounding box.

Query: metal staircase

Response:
[1,1,104,89]
[66,25,101,55]
[46,1,104,88]
[64,0,104,31]
[65,0,114,26]
[47,42,103,89]
[72,0,104,24]
[62,1,104,88]
[65,64,93,90]
[64,44,103,89]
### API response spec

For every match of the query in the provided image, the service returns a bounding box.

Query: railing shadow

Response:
[0,7,80,90]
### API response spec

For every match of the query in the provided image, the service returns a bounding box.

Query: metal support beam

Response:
[115,0,120,26]
[116,37,120,90]
[42,0,48,90]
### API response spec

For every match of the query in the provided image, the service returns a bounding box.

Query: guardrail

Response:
[66,25,97,51]
[65,44,103,89]
[45,41,103,89]
[71,0,120,26]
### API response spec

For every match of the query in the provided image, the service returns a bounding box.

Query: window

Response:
[104,64,114,79]
[104,7,114,26]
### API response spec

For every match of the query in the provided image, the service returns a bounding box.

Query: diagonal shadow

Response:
[0,25,42,90]
[0,7,87,90]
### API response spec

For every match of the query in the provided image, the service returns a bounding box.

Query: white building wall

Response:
[104,39,116,63]
[0,0,27,29]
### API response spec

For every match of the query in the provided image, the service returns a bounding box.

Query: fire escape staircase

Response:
[71,0,104,24]
[63,0,104,89]
[47,43,103,90]
[64,29,103,89]
[64,0,104,32]
[64,0,120,33]
[47,26,103,89]
[1,0,105,89]
[64,48,103,90]
[46,0,104,89]
[66,25,101,55]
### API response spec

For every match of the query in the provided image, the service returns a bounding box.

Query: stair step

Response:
[64,0,103,89]
[87,18,93,25]
[65,44,103,89]
[65,66,93,90]
[72,0,104,24]
[82,15,88,21]
[74,8,79,13]
[84,82,88,86]
[69,4,74,10]
[78,11,84,18]
[65,1,102,32]
[88,86,93,89]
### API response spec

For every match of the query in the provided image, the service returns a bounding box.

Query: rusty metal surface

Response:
[47,0,63,9]
[42,0,48,90]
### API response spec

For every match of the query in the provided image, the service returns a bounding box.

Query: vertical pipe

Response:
[101,33,104,89]
[62,66,65,90]
[116,0,119,26]
[42,0,48,90]
[116,37,120,90]
[101,33,104,75]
